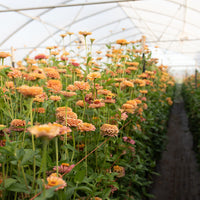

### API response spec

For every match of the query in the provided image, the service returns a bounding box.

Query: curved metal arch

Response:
[121,4,200,33]
[0,0,73,47]
[164,0,200,15]
[66,16,129,46]
[28,5,119,55]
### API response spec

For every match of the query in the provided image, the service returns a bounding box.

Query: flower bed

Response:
[182,73,200,162]
[0,35,175,200]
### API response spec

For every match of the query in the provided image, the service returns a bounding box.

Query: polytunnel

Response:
[0,0,200,77]
[1,1,200,200]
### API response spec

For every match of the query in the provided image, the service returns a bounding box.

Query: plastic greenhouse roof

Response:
[0,0,200,71]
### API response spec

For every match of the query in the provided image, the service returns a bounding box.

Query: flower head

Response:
[74,81,90,91]
[35,54,48,60]
[46,174,67,191]
[100,124,119,137]
[28,124,60,140]
[17,85,43,97]
[53,163,75,174]
[113,165,125,177]
[78,123,96,132]
[123,136,135,145]
[0,52,11,58]
[87,72,101,81]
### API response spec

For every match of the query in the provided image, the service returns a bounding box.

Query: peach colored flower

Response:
[32,107,45,113]
[67,84,77,91]
[79,31,92,36]
[104,96,115,104]
[8,69,22,79]
[76,100,84,107]
[10,119,26,127]
[33,92,48,102]
[121,80,134,88]
[116,39,129,45]
[17,85,43,97]
[47,79,62,92]
[46,70,60,79]
[100,124,119,137]
[78,123,96,132]
[67,118,82,127]
[5,81,14,89]
[28,124,60,139]
[53,163,75,174]
[56,107,72,113]
[46,174,67,191]
[113,165,125,177]
[0,52,11,58]
[139,90,148,94]
[74,81,90,91]
[89,99,105,108]
[50,95,61,101]
[87,72,101,81]
[60,91,77,97]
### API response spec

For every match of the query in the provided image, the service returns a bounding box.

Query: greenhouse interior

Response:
[0,0,200,199]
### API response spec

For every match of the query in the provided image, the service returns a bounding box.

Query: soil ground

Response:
[150,90,200,200]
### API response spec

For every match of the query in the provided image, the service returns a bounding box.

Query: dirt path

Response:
[150,96,200,200]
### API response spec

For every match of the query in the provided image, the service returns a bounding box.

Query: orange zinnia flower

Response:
[74,81,90,91]
[87,72,101,81]
[79,31,92,36]
[46,174,67,191]
[47,79,62,92]
[78,122,96,132]
[0,52,11,58]
[17,85,43,97]
[100,124,119,137]
[28,124,60,140]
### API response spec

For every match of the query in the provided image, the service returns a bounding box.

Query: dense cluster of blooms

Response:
[0,34,175,200]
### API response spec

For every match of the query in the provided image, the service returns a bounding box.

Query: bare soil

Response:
[150,100,200,200]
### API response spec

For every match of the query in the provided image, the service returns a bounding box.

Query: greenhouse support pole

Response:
[142,35,146,72]
[11,46,15,68]
[195,68,198,89]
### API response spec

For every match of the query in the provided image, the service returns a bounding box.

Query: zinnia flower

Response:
[100,124,119,137]
[35,54,48,60]
[123,136,135,145]
[28,124,60,140]
[53,163,75,174]
[74,81,90,91]
[0,52,11,58]
[87,72,101,81]
[78,123,96,132]
[47,79,62,92]
[79,31,92,36]
[46,174,67,191]
[17,85,43,97]
[50,95,61,101]
[113,165,125,177]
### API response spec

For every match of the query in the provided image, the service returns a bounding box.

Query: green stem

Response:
[85,133,87,177]
[30,98,36,190]
[55,137,59,175]
[82,92,86,120]
[71,131,76,162]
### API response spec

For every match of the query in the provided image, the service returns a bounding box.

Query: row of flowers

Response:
[182,73,200,163]
[0,33,175,200]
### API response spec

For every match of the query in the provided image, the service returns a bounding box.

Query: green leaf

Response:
[74,169,86,184]
[7,183,29,193]
[35,186,59,200]
[21,149,34,165]
[16,148,25,161]
[4,178,17,188]
[75,186,92,193]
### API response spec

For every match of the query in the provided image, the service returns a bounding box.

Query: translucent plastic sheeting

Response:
[0,0,200,70]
